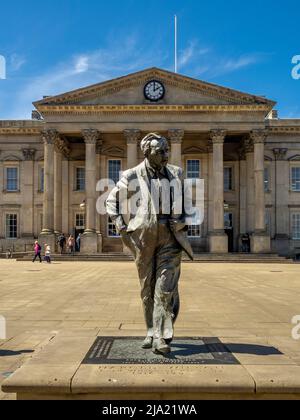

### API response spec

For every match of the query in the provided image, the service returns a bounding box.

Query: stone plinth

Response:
[38,233,56,253]
[251,234,271,254]
[3,332,300,400]
[209,233,228,253]
[80,233,98,254]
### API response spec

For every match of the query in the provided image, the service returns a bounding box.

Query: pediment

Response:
[102,146,125,157]
[289,154,300,161]
[183,146,207,154]
[1,153,22,162]
[33,68,275,110]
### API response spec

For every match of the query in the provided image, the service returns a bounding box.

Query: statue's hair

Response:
[140,133,168,156]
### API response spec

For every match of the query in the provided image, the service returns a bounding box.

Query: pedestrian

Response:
[32,241,42,263]
[44,244,51,264]
[57,233,66,254]
[76,233,81,252]
[67,235,75,255]
[6,248,13,259]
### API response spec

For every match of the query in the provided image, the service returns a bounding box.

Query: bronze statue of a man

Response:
[106,133,193,355]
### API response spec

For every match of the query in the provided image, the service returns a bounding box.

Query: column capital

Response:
[273,148,288,160]
[210,129,226,144]
[22,148,36,161]
[124,129,141,145]
[250,129,268,145]
[41,129,59,145]
[168,129,184,144]
[82,129,100,144]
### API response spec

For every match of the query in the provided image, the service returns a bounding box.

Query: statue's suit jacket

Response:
[106,161,194,261]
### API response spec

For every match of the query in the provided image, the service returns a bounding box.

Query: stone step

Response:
[16,253,293,263]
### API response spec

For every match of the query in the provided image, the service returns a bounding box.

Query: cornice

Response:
[0,128,41,135]
[36,104,271,115]
[268,127,300,134]
[0,120,44,135]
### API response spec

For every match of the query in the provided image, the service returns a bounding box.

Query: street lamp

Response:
[80,200,86,210]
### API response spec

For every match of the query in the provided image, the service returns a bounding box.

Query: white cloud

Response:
[9,53,26,72]
[222,55,261,72]
[178,41,210,69]
[74,56,89,73]
[3,35,168,119]
[189,52,270,79]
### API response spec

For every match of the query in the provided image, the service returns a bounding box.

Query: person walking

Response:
[76,233,81,252]
[32,241,42,263]
[68,235,75,255]
[44,244,51,264]
[57,233,66,254]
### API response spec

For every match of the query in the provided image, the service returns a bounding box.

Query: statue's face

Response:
[148,139,169,169]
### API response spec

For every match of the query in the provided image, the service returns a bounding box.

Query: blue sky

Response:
[0,0,299,119]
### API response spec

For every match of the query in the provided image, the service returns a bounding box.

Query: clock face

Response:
[144,80,165,102]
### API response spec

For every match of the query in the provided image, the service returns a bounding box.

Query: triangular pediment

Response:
[33,67,275,110]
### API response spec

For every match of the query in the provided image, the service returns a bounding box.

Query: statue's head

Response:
[140,133,169,170]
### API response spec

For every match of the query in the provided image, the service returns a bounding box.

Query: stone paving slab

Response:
[1,260,300,399]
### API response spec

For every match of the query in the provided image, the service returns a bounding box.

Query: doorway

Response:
[224,212,234,252]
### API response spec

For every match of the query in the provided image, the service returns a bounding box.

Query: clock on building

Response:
[144,80,165,102]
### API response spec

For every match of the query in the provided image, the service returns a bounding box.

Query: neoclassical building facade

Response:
[0,68,300,255]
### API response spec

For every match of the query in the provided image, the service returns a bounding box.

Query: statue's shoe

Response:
[141,336,153,349]
[152,338,171,355]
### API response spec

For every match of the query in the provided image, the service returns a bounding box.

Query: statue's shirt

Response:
[145,160,172,217]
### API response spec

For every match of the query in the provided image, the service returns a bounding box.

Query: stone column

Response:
[245,137,255,233]
[81,129,99,254]
[39,129,57,249]
[21,149,36,238]
[168,129,184,167]
[273,148,289,255]
[96,140,103,253]
[207,139,214,235]
[53,138,70,236]
[238,146,247,241]
[61,157,69,236]
[54,141,62,235]
[250,130,271,253]
[209,130,228,253]
[124,129,141,169]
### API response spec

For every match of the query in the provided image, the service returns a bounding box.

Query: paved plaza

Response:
[0,260,300,399]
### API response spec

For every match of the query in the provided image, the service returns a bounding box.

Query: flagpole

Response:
[175,15,178,73]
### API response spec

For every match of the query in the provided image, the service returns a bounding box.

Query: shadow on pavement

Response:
[0,349,34,357]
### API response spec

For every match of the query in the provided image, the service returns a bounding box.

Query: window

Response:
[76,213,85,230]
[187,209,202,238]
[76,168,85,191]
[108,160,121,184]
[291,167,300,191]
[224,167,233,191]
[6,214,17,239]
[186,160,200,179]
[264,168,270,192]
[108,217,120,237]
[292,213,300,240]
[6,167,18,191]
[39,167,44,192]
